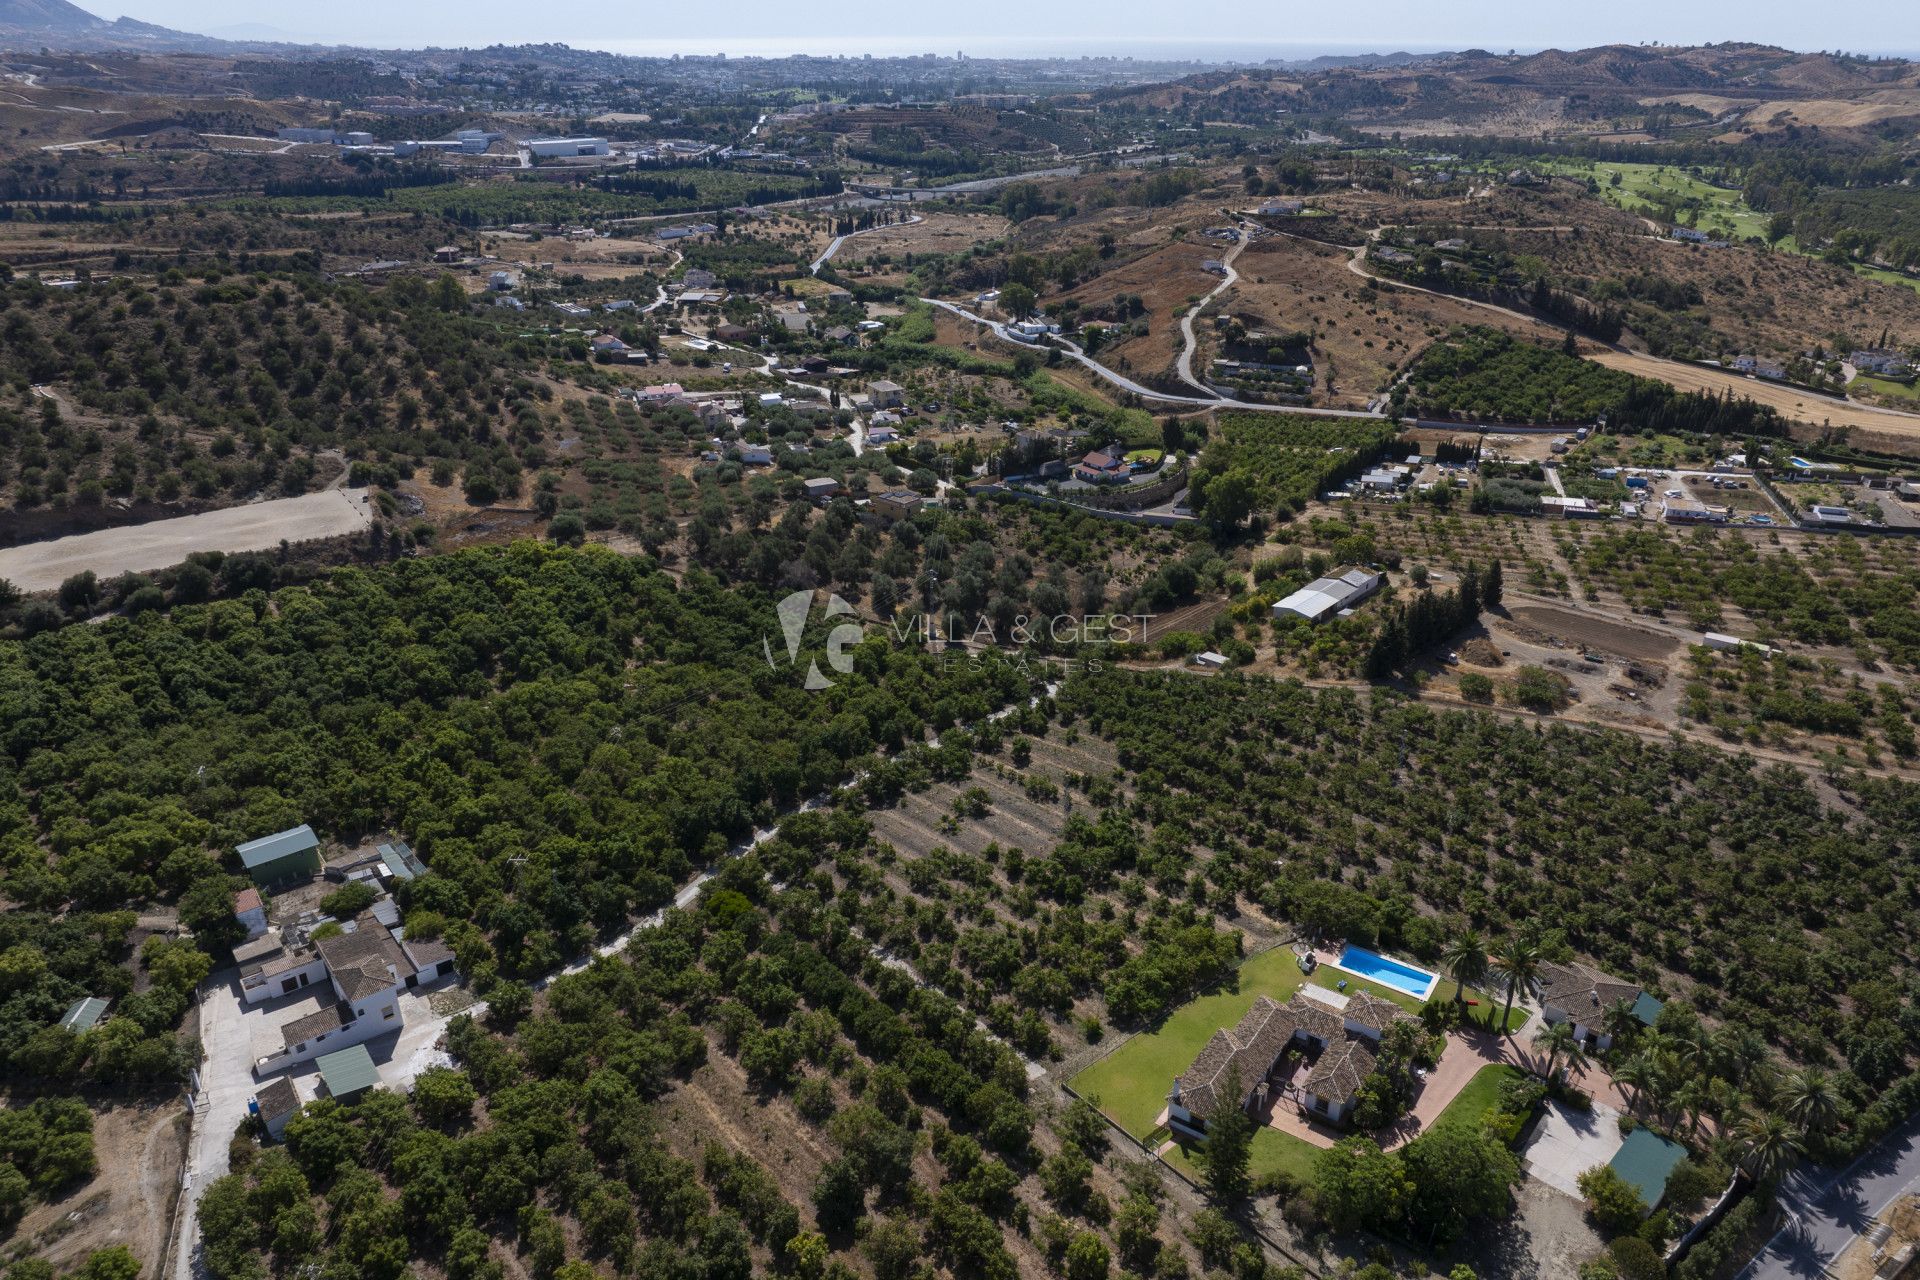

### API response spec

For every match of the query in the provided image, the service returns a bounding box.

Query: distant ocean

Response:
[575,36,1460,62]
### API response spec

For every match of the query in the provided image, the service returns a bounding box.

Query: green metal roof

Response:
[237,824,319,870]
[59,997,108,1033]
[315,1044,381,1099]
[1608,1127,1688,1209]
[1631,991,1665,1026]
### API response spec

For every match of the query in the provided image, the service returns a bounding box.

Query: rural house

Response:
[1168,987,1419,1137]
[1535,960,1659,1051]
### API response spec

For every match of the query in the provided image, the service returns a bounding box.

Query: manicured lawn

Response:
[1165,1126,1323,1187]
[1427,1064,1526,1138]
[1069,945,1518,1140]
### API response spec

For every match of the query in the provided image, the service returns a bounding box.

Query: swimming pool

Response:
[1333,945,1440,1001]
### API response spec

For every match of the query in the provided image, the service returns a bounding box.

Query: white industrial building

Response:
[1272,568,1383,624]
[528,136,609,158]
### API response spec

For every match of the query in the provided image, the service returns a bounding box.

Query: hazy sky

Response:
[102,0,1920,58]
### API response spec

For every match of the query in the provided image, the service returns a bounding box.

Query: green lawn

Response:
[1427,1064,1526,1138]
[1165,1126,1324,1188]
[1069,946,1518,1142]
[1851,374,1920,403]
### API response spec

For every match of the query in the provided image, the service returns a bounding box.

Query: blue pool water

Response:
[1335,945,1439,1000]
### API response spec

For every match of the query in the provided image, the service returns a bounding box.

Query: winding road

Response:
[1174,228,1251,394]
[921,296,1384,420]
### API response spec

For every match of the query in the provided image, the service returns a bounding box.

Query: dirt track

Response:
[0,489,373,592]
[1588,351,1920,438]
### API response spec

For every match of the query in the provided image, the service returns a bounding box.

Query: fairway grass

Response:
[1069,946,1519,1142]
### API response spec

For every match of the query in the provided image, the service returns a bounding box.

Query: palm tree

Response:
[1712,1024,1769,1088]
[1736,1112,1804,1188]
[1440,927,1490,1017]
[1534,1019,1577,1082]
[1492,933,1542,1035]
[1558,1028,1594,1086]
[1614,1054,1652,1117]
[1600,997,1641,1051]
[1779,1067,1842,1139]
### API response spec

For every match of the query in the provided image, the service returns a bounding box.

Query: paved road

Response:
[922,297,1385,420]
[810,213,923,275]
[0,489,372,593]
[1738,1113,1920,1280]
[1174,229,1250,394]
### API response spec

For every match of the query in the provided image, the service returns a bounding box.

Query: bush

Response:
[1458,671,1494,702]
[1508,665,1572,712]
[1608,1236,1665,1280]
[1578,1165,1647,1234]
[318,882,377,920]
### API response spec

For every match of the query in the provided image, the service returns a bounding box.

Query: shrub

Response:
[1508,665,1571,712]
[1578,1165,1647,1234]
[1458,671,1494,702]
[1608,1236,1665,1280]
[319,882,377,920]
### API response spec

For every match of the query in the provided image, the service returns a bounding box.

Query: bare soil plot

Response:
[833,211,1011,263]
[1230,234,1557,408]
[1504,603,1679,662]
[7,1095,189,1276]
[0,489,374,592]
[1055,240,1218,388]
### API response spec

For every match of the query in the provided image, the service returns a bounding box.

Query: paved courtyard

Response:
[1521,1098,1626,1199]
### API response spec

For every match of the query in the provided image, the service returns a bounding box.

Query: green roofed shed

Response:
[315,1044,380,1102]
[1608,1127,1687,1210]
[1631,991,1664,1026]
[60,997,109,1033]
[237,824,322,886]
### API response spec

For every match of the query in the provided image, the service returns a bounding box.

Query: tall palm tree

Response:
[1558,1028,1594,1086]
[1779,1067,1842,1139]
[1614,1054,1653,1118]
[1712,1024,1770,1088]
[1441,928,1490,1017]
[1600,997,1641,1051]
[1492,933,1542,1036]
[1736,1112,1804,1188]
[1534,1019,1577,1082]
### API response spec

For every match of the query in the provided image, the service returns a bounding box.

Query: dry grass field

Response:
[1588,350,1920,442]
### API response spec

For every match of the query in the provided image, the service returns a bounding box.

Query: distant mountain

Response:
[0,0,245,50]
[0,0,108,33]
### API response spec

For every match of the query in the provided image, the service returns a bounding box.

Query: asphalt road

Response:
[1737,1113,1920,1279]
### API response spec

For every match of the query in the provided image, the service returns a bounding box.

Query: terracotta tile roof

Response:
[314,920,413,1003]
[281,1003,348,1049]
[1341,991,1419,1036]
[1305,1038,1378,1106]
[1175,989,1345,1116]
[234,887,262,914]
[255,1077,301,1123]
[1537,960,1642,1019]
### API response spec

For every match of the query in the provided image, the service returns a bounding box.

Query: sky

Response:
[101,0,1920,59]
